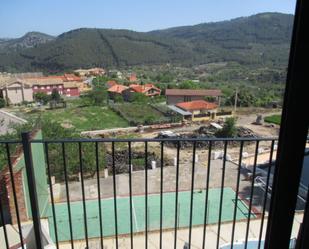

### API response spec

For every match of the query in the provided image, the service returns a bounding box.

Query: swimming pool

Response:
[47,187,253,242]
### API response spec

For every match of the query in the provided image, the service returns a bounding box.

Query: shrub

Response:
[34,92,51,104]
[215,117,237,137]
[0,98,6,108]
[51,89,61,102]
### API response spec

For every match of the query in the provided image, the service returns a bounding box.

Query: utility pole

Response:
[234,88,238,113]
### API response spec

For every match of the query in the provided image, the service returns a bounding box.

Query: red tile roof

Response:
[165,89,222,97]
[107,84,128,94]
[63,74,82,82]
[27,74,82,82]
[129,83,160,94]
[176,100,218,111]
[106,80,118,87]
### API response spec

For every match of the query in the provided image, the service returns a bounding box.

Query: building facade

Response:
[165,89,222,105]
[0,78,33,104]
[175,100,218,122]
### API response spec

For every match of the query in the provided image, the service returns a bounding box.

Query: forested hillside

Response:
[0,13,293,73]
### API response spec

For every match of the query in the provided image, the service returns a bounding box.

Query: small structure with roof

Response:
[0,77,33,104]
[123,83,161,100]
[107,84,128,100]
[174,100,218,121]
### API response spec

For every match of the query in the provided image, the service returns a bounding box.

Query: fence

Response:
[0,133,297,249]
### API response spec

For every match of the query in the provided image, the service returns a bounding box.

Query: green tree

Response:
[51,89,61,102]
[114,94,124,103]
[0,98,6,108]
[81,85,108,106]
[179,81,199,89]
[215,117,237,138]
[228,89,257,107]
[131,92,148,103]
[33,92,50,104]
[92,76,109,87]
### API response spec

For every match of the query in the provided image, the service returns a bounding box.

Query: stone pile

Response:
[236,127,257,138]
[106,150,170,174]
[156,125,257,149]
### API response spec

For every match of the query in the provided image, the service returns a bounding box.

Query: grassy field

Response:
[264,114,281,125]
[25,105,129,132]
[111,103,170,125]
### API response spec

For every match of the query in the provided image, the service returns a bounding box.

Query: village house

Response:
[165,89,222,105]
[62,74,91,93]
[127,73,137,82]
[25,77,80,97]
[127,83,161,97]
[0,77,33,104]
[106,80,118,89]
[107,84,128,100]
[175,100,218,122]
[74,67,105,77]
[107,82,161,101]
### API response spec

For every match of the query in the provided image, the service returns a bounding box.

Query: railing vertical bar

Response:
[230,141,244,249]
[78,142,89,248]
[128,141,134,249]
[21,132,44,249]
[0,146,9,249]
[216,141,228,249]
[257,140,275,249]
[62,142,74,249]
[44,142,59,249]
[112,141,119,249]
[244,141,260,249]
[174,141,180,249]
[202,141,212,249]
[159,141,164,249]
[144,141,148,249]
[188,141,196,249]
[95,142,104,249]
[6,143,25,249]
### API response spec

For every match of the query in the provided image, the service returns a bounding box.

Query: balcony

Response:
[0,134,307,249]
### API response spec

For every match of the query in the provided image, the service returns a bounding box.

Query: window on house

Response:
[184,96,191,102]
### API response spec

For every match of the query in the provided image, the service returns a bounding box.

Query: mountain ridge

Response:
[0,12,294,73]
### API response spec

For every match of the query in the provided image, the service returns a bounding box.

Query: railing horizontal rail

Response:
[29,137,278,143]
[3,136,309,144]
[0,140,22,144]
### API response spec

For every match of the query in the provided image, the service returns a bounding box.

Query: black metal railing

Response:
[0,134,290,249]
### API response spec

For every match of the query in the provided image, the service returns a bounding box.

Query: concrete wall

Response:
[2,83,33,104]
[0,130,49,224]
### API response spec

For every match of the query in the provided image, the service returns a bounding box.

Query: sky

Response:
[0,0,296,38]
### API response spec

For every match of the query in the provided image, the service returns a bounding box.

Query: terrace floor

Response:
[50,212,303,249]
[47,188,252,242]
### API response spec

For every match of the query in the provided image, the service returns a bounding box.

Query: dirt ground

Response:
[235,111,281,137]
[132,109,281,164]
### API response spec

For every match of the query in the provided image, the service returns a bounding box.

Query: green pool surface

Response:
[47,187,252,242]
